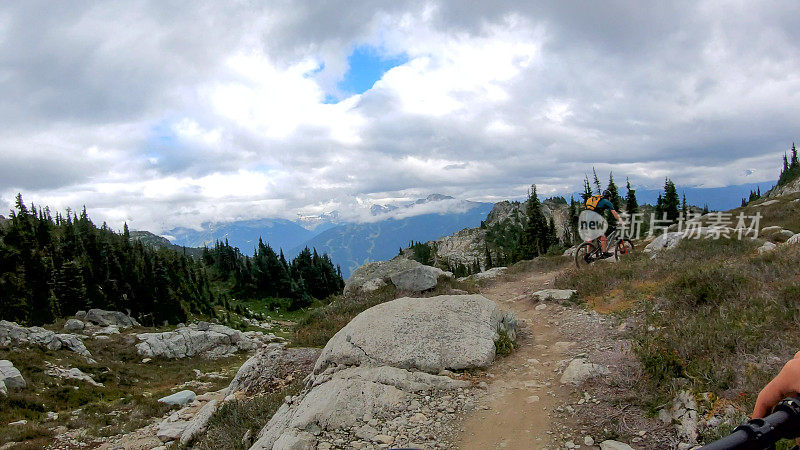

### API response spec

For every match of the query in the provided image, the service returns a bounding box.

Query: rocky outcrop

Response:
[0,360,25,390]
[179,399,219,446]
[459,267,507,282]
[344,259,452,294]
[45,362,102,386]
[315,294,516,374]
[757,241,777,254]
[227,344,320,397]
[77,309,139,328]
[0,320,91,357]
[250,294,517,449]
[765,177,800,198]
[135,322,277,359]
[658,390,698,444]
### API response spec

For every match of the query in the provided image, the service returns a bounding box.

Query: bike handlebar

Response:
[700,397,800,450]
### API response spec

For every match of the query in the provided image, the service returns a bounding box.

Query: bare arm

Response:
[753,352,800,418]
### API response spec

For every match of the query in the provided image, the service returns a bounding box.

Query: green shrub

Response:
[495,329,518,357]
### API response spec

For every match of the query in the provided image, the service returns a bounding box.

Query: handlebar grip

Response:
[699,398,800,450]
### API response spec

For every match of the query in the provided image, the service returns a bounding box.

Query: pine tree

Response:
[625,178,638,214]
[792,143,799,167]
[581,175,593,202]
[662,178,680,222]
[681,193,688,216]
[592,167,602,193]
[605,173,621,227]
[484,245,493,270]
[518,185,550,259]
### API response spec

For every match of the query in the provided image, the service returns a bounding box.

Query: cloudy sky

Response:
[1,1,798,232]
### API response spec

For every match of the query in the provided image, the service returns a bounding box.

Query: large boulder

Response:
[63,319,85,332]
[249,294,516,450]
[83,309,139,328]
[250,366,469,449]
[159,390,196,406]
[389,266,438,292]
[0,360,26,389]
[0,320,91,357]
[345,259,452,294]
[315,294,517,374]
[227,344,320,396]
[136,322,277,359]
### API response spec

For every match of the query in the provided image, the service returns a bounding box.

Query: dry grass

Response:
[556,234,800,415]
[196,380,304,450]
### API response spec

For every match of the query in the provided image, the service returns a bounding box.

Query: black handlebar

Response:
[700,397,800,450]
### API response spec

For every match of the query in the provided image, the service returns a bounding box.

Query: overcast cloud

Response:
[1,0,798,232]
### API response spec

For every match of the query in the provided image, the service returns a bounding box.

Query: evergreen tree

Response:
[703,204,710,214]
[581,175,593,201]
[484,245,493,270]
[605,173,621,227]
[518,185,551,259]
[624,178,638,214]
[681,193,688,216]
[662,178,680,222]
[592,167,602,193]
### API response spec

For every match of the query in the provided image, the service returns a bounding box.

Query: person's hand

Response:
[753,351,800,418]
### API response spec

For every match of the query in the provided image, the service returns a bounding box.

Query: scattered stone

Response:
[461,267,507,282]
[531,289,576,302]
[136,322,278,359]
[373,434,394,445]
[8,419,28,426]
[0,380,6,396]
[45,362,103,386]
[757,241,777,254]
[534,303,547,311]
[560,358,610,385]
[93,325,120,335]
[600,440,635,450]
[585,436,595,446]
[0,320,92,357]
[83,309,139,328]
[45,412,59,421]
[157,420,189,442]
[787,233,800,245]
[158,390,196,406]
[0,360,26,389]
[63,319,85,332]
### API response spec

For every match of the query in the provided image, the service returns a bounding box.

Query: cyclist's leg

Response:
[600,235,607,252]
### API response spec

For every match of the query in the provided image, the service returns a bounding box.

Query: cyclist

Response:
[585,189,626,258]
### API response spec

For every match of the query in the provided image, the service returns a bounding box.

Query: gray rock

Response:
[180,399,219,446]
[560,358,610,385]
[461,267,507,282]
[777,229,796,240]
[250,366,467,449]
[158,390,196,406]
[531,289,576,302]
[0,320,92,357]
[0,379,6,396]
[136,322,277,359]
[227,344,320,396]
[63,319,85,332]
[390,266,439,292]
[44,362,102,386]
[787,233,800,245]
[757,241,777,254]
[314,294,516,374]
[8,419,28,426]
[659,390,699,444]
[644,231,686,252]
[93,325,120,335]
[83,309,139,328]
[600,440,635,450]
[345,259,451,295]
[0,360,25,389]
[157,420,189,442]
[74,311,87,320]
[761,226,783,234]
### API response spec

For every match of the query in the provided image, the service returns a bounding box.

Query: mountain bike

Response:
[574,228,635,268]
[700,396,800,449]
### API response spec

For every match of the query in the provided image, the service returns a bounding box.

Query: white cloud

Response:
[1,1,798,232]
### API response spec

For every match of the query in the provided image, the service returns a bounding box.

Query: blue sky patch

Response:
[336,45,408,98]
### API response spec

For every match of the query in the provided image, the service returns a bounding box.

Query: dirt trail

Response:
[452,265,668,449]
[455,269,573,449]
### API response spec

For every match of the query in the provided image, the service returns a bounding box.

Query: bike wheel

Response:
[575,242,597,268]
[614,238,635,260]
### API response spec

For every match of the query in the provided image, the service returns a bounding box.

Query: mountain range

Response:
[146,181,776,278]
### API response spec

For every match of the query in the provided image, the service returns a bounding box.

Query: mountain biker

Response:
[585,189,626,258]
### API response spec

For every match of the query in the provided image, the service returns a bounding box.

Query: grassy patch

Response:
[556,235,800,417]
[196,381,303,450]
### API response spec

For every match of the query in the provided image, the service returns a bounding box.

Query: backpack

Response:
[585,195,603,211]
